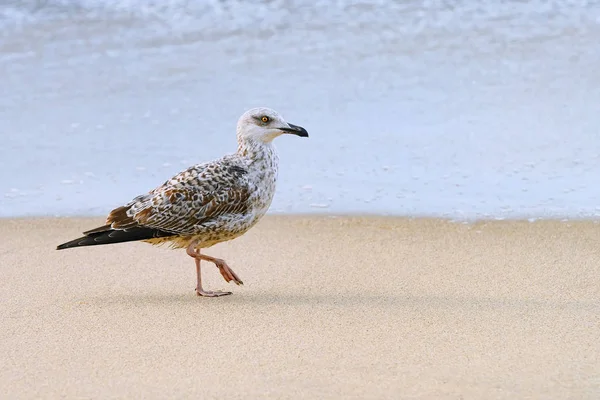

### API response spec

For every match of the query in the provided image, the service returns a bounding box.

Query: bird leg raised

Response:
[186,243,243,297]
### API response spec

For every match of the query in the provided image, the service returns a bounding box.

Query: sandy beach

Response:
[1,216,598,399]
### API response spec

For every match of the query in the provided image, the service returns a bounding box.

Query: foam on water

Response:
[1,0,600,219]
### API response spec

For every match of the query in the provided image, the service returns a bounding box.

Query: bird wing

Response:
[93,159,251,236]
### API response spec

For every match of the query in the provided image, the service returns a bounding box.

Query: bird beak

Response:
[279,123,309,137]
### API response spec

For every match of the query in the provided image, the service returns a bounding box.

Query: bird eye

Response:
[261,116,270,123]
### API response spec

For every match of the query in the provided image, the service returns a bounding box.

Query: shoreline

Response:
[3,212,600,221]
[1,216,598,399]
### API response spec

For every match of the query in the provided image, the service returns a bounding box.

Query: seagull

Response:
[56,107,308,297]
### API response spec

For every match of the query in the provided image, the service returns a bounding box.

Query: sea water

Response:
[1,0,599,220]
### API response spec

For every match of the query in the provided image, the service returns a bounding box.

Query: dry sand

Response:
[1,216,599,399]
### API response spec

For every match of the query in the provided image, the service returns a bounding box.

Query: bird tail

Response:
[56,225,175,250]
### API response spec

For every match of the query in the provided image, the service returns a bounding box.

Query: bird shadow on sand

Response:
[80,290,599,313]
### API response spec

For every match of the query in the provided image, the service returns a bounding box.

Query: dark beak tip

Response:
[283,123,309,138]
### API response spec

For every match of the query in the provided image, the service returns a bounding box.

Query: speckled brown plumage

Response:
[56,107,308,297]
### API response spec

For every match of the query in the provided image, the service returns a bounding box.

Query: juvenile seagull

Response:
[57,107,308,297]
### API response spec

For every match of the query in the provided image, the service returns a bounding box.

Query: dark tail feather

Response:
[56,226,175,250]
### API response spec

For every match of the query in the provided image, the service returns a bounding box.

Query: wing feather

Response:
[106,159,251,236]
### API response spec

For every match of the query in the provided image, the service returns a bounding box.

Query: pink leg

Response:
[186,242,243,297]
[194,258,231,297]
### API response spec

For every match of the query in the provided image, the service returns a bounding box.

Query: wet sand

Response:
[1,216,599,399]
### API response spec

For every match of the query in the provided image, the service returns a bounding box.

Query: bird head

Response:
[236,107,308,144]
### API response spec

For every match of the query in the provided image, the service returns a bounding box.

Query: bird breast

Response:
[246,149,279,216]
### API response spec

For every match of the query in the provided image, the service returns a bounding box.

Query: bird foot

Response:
[195,288,232,297]
[214,259,244,286]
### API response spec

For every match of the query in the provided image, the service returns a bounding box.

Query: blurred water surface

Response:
[1,0,599,219]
